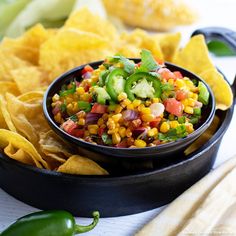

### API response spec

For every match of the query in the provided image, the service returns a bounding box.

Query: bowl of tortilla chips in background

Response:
[0,8,235,216]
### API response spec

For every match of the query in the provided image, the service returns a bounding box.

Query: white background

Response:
[1,0,236,235]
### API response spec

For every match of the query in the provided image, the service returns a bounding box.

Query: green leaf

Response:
[69,114,78,122]
[161,83,174,92]
[60,103,67,113]
[59,82,76,97]
[111,55,135,74]
[101,133,112,145]
[207,40,236,57]
[138,49,160,72]
[78,101,91,112]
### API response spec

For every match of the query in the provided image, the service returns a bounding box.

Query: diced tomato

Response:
[91,103,108,114]
[137,62,142,67]
[158,68,175,80]
[116,139,128,148]
[175,90,187,101]
[71,129,85,138]
[155,57,164,65]
[84,84,90,92]
[150,117,161,128]
[61,119,78,134]
[173,71,183,79]
[164,98,183,117]
[98,127,105,137]
[82,65,94,75]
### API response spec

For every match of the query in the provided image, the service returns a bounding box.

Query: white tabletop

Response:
[1,1,236,235]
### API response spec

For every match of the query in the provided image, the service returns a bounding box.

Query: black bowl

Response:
[43,61,216,160]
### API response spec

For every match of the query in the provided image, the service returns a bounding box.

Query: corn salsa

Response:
[51,50,209,148]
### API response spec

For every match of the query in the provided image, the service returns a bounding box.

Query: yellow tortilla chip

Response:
[18,91,45,102]
[40,28,112,81]
[64,8,118,41]
[119,29,163,60]
[199,69,233,110]
[0,51,31,81]
[57,155,109,175]
[0,129,49,169]
[0,95,16,131]
[173,35,215,75]
[0,24,51,65]
[10,66,46,93]
[5,93,49,145]
[0,81,20,97]
[155,32,181,62]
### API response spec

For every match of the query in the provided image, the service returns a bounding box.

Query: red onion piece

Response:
[52,101,62,115]
[132,127,147,139]
[85,112,102,125]
[194,101,203,108]
[122,109,139,121]
[82,72,92,80]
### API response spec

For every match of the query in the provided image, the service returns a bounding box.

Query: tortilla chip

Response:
[0,95,16,131]
[0,24,50,65]
[5,93,49,145]
[0,129,49,169]
[10,66,46,93]
[155,32,181,62]
[199,69,233,110]
[39,28,112,81]
[64,8,118,41]
[57,155,109,175]
[18,91,45,102]
[173,35,215,75]
[0,51,31,81]
[0,81,20,97]
[119,29,163,60]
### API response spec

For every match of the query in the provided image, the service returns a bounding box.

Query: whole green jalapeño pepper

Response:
[125,72,162,101]
[105,68,128,102]
[0,210,99,236]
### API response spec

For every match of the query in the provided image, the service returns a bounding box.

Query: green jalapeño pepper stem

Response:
[0,210,100,236]
[105,68,128,102]
[125,72,162,101]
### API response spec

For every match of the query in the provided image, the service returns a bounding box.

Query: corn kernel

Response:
[181,99,189,107]
[185,80,194,87]
[108,128,119,134]
[112,133,121,144]
[188,98,195,107]
[54,112,62,123]
[141,114,155,122]
[126,128,132,138]
[88,124,99,130]
[76,111,86,118]
[112,114,122,122]
[84,130,90,136]
[127,104,134,110]
[52,94,60,102]
[115,105,123,114]
[76,87,85,95]
[118,92,127,101]
[170,120,179,129]
[78,118,85,126]
[184,106,194,114]
[137,103,145,111]
[145,100,152,106]
[66,103,73,114]
[160,122,170,133]
[107,118,116,130]
[175,79,185,88]
[121,98,131,108]
[134,139,147,148]
[119,127,127,138]
[133,99,141,107]
[100,124,106,129]
[88,128,97,135]
[80,93,90,102]
[188,91,194,98]
[147,128,158,137]
[66,97,73,104]
[192,93,198,100]
[140,107,151,114]
[97,118,104,126]
[152,98,159,103]
[102,113,109,121]
[186,123,194,133]
[168,79,174,85]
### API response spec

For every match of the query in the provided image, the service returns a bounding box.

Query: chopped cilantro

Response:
[69,114,78,122]
[60,103,67,113]
[110,55,135,74]
[101,133,112,145]
[161,83,174,92]
[158,125,187,141]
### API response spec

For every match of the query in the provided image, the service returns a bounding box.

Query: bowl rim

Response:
[43,59,216,152]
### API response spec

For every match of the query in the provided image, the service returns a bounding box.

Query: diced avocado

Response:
[94,87,111,105]
[131,78,155,99]
[198,81,209,105]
